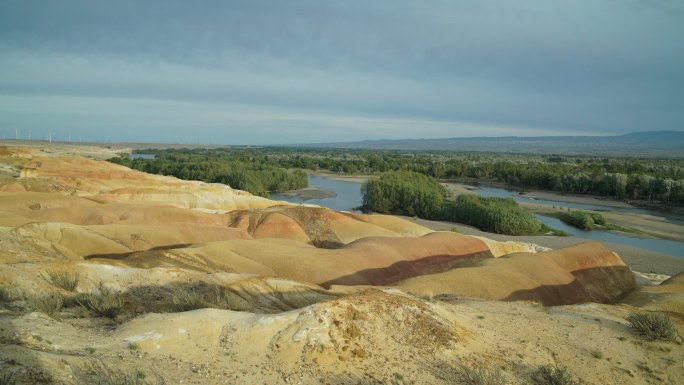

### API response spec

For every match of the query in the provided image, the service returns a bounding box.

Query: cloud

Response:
[0,1,682,143]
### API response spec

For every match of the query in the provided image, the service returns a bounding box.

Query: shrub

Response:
[0,371,16,385]
[45,270,80,292]
[557,211,605,230]
[171,286,212,312]
[171,284,249,312]
[0,286,15,303]
[27,294,63,316]
[440,194,542,235]
[587,211,606,225]
[78,283,125,319]
[458,363,505,385]
[362,171,447,218]
[626,312,680,342]
[530,365,581,385]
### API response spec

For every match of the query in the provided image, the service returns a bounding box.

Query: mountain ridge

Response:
[291,130,684,156]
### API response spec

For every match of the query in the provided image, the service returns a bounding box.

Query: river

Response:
[476,186,684,226]
[269,175,363,212]
[272,175,684,258]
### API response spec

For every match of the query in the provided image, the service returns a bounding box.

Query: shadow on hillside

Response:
[122,280,339,316]
[503,265,636,306]
[320,251,493,288]
[82,243,192,260]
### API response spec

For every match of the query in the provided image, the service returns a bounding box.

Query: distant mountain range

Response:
[293,131,684,156]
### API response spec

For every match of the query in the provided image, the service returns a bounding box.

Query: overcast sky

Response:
[1,0,682,144]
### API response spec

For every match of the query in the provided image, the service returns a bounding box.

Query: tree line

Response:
[108,150,307,197]
[110,147,684,207]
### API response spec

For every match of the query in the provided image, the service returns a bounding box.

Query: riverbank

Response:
[309,171,371,184]
[442,180,684,243]
[443,177,684,214]
[519,202,684,242]
[278,186,337,200]
[401,216,684,276]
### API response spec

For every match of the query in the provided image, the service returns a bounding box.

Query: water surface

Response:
[269,175,362,212]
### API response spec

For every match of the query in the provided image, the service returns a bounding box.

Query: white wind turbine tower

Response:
[48,131,52,144]
[15,129,18,140]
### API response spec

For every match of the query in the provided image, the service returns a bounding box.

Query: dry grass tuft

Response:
[44,270,80,292]
[0,286,16,303]
[457,363,505,385]
[626,312,680,342]
[78,283,125,319]
[170,283,250,312]
[530,365,581,385]
[26,293,63,316]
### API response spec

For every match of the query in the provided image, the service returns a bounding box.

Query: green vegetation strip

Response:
[549,210,643,235]
[113,147,684,207]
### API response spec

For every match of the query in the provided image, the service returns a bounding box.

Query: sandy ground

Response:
[442,181,684,243]
[310,171,371,184]
[402,216,684,276]
[278,186,337,200]
[3,285,682,385]
[521,190,635,208]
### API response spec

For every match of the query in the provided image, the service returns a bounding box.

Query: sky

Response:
[0,0,683,145]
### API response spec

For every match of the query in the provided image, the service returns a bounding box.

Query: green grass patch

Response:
[539,223,568,236]
[599,223,645,235]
